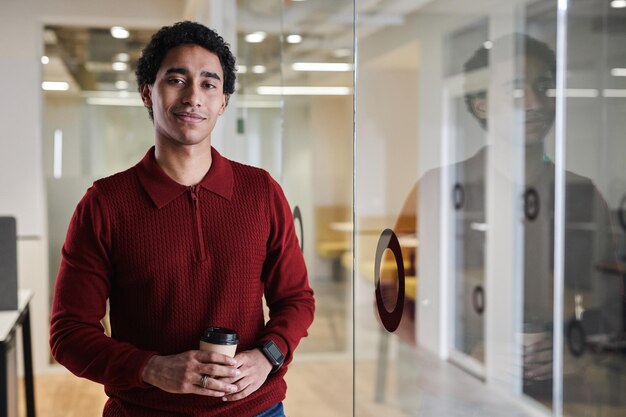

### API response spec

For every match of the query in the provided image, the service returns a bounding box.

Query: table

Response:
[0,290,35,417]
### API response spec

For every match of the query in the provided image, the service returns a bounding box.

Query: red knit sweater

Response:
[50,147,315,417]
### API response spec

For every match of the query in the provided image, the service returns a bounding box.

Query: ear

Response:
[470,95,487,120]
[140,84,153,108]
[218,94,229,115]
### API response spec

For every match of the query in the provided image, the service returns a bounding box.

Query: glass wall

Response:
[354,0,626,416]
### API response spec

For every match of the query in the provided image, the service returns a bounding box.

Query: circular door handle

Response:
[472,285,485,315]
[293,206,304,252]
[523,188,540,221]
[374,228,405,333]
[453,183,465,210]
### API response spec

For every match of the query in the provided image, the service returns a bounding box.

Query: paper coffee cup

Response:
[200,327,239,357]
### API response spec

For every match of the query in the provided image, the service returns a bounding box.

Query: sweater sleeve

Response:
[49,185,156,389]
[259,175,315,364]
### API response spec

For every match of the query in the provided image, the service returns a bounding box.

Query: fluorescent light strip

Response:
[86,97,144,106]
[291,62,353,72]
[257,86,352,96]
[610,68,626,77]
[603,89,626,98]
[42,81,70,91]
[546,88,598,98]
[611,0,626,8]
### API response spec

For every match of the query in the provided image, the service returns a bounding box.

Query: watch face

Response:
[267,343,283,361]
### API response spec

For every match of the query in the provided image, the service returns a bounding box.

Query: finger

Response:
[197,374,239,394]
[188,384,231,397]
[523,337,552,354]
[195,351,238,366]
[223,382,254,401]
[220,374,244,385]
[198,364,241,379]
[525,362,553,381]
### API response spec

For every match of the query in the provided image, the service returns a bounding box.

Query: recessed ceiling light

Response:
[483,40,493,49]
[110,26,130,39]
[41,56,50,65]
[238,65,248,74]
[252,65,266,74]
[292,62,353,72]
[286,34,302,44]
[115,80,129,89]
[42,81,70,91]
[611,0,626,7]
[115,53,130,62]
[245,32,267,43]
[112,62,128,71]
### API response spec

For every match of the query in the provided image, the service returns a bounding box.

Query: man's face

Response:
[140,44,227,148]
[471,55,556,145]
[518,56,556,144]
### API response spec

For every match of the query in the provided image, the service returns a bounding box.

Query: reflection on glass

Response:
[559,0,626,416]
[359,0,625,415]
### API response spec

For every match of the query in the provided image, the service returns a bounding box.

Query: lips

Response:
[173,111,206,122]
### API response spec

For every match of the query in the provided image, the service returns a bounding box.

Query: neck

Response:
[154,140,213,186]
[524,141,546,180]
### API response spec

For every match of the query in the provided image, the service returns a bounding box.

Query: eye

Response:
[167,78,184,85]
[203,82,216,89]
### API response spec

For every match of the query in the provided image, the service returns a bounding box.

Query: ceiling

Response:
[43,0,625,99]
[41,0,429,99]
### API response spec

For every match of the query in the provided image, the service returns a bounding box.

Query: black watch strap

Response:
[259,340,285,373]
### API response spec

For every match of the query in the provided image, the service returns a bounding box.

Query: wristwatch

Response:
[259,340,285,373]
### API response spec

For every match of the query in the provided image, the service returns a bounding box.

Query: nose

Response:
[182,83,202,107]
[524,85,542,111]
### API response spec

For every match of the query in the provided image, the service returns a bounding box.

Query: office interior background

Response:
[1,0,626,415]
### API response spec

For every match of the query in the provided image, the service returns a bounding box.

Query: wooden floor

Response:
[16,360,354,417]
[17,358,405,417]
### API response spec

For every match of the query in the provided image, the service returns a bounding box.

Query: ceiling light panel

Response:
[291,62,353,72]
[245,31,267,43]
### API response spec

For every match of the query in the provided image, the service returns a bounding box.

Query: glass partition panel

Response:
[353,0,587,416]
[42,25,156,313]
[561,0,626,416]
[236,1,354,415]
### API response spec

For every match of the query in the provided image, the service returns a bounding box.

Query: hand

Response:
[221,349,273,402]
[523,336,553,381]
[141,350,240,397]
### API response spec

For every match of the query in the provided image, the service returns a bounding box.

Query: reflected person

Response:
[387,33,622,402]
[50,21,315,417]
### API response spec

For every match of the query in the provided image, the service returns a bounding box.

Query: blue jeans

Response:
[254,402,285,417]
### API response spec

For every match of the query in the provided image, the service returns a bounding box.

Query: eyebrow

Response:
[165,67,222,81]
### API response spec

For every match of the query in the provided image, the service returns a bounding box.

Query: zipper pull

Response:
[190,185,198,205]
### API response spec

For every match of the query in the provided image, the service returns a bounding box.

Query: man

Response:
[50,21,315,417]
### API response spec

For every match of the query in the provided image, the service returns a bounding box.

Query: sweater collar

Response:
[135,146,234,209]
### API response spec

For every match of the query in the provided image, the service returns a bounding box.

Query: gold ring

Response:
[200,374,210,389]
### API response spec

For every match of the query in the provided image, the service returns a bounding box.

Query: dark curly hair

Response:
[136,21,236,120]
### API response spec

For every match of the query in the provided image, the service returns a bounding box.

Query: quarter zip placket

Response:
[189,185,207,262]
